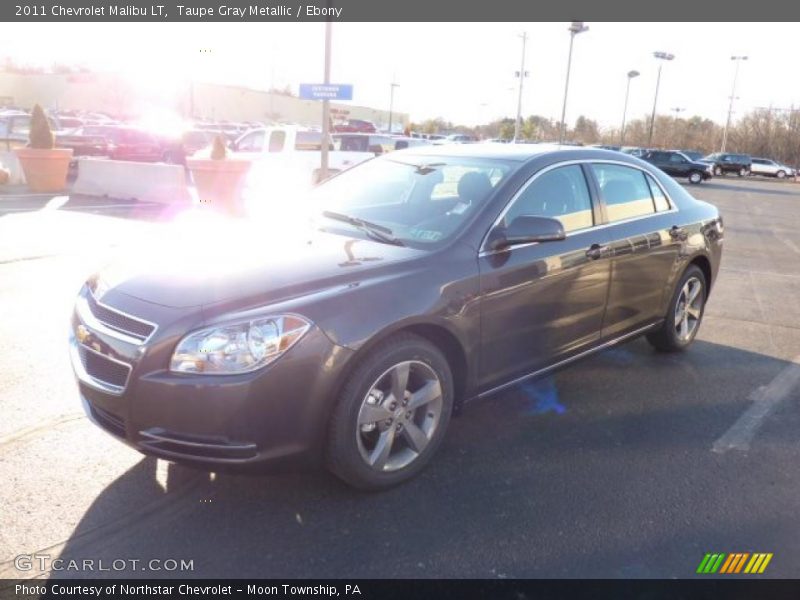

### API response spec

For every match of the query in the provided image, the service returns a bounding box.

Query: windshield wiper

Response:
[321,211,404,245]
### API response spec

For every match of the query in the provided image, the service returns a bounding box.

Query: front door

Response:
[478,163,612,390]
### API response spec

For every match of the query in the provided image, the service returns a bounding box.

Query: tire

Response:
[326,333,454,491]
[647,265,707,352]
[713,166,723,176]
[688,171,703,185]
[776,170,786,179]
[738,167,748,177]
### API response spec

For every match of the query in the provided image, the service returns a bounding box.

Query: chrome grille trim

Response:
[69,337,132,395]
[80,289,158,345]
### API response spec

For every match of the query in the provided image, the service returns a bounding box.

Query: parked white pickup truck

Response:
[229,126,373,184]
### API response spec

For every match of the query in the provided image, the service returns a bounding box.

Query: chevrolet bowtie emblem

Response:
[76,324,91,344]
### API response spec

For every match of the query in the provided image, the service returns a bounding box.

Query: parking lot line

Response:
[712,353,800,453]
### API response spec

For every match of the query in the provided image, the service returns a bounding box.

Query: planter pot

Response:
[187,158,252,214]
[14,147,73,193]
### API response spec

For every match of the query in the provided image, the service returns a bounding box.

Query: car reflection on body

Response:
[70,144,723,490]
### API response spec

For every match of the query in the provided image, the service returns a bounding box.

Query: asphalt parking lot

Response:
[1,176,799,581]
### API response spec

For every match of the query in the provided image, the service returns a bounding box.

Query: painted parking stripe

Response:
[713,354,800,453]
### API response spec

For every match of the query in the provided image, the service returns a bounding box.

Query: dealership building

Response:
[0,71,409,129]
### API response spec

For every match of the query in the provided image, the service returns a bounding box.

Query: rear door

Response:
[588,162,682,339]
[478,163,612,389]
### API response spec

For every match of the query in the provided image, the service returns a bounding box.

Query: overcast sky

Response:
[6,22,800,129]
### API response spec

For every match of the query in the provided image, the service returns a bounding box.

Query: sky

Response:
[5,22,800,129]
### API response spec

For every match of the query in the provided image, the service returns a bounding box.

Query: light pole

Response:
[721,55,748,152]
[620,70,639,145]
[320,20,332,181]
[648,51,675,147]
[387,81,399,133]
[513,32,528,142]
[670,107,685,147]
[558,21,589,145]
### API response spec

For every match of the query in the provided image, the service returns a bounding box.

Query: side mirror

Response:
[487,215,566,251]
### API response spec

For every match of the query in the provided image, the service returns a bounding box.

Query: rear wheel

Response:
[646,265,707,352]
[326,334,453,490]
[738,166,748,177]
[688,171,703,184]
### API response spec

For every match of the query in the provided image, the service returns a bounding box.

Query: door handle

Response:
[585,243,609,260]
[669,226,687,241]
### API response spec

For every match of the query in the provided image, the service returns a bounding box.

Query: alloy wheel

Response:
[674,276,704,342]
[355,360,443,472]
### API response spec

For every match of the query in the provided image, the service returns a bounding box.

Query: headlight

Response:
[170,315,311,374]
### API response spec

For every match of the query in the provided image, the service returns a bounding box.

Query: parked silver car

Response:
[750,157,795,179]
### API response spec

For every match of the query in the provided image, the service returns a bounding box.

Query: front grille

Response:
[78,345,131,391]
[90,404,126,437]
[87,292,155,342]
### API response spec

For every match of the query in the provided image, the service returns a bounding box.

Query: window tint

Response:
[645,173,671,212]
[238,131,264,152]
[592,163,655,222]
[504,165,594,233]
[268,131,286,152]
[669,153,685,163]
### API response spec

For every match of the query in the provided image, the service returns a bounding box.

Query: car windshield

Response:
[307,155,515,246]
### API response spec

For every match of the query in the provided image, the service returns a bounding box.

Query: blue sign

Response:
[299,83,353,101]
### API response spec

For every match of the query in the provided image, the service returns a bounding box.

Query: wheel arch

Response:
[688,253,713,295]
[327,319,471,419]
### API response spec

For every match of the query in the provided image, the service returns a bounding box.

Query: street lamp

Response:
[620,70,639,145]
[721,55,748,152]
[558,21,589,145]
[670,107,685,147]
[648,51,675,147]
[387,81,400,133]
[513,32,528,143]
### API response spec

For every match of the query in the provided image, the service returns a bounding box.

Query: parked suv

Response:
[701,152,752,177]
[750,157,795,179]
[642,150,713,184]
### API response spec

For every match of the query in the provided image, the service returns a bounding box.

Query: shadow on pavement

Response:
[47,339,799,579]
[698,180,800,197]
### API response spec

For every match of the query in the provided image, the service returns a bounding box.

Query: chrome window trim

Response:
[69,336,132,396]
[478,158,679,257]
[83,288,159,345]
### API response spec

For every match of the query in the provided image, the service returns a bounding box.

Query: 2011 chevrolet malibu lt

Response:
[70,145,724,490]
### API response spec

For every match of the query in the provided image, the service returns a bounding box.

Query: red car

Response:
[76,125,164,162]
[333,119,377,134]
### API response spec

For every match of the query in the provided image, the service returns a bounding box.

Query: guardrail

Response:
[72,158,192,204]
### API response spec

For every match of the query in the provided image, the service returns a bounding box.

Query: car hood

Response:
[99,220,425,309]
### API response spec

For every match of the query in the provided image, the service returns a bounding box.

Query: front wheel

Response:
[738,167,749,177]
[688,171,703,184]
[647,265,707,352]
[713,166,723,176]
[326,334,453,490]
[776,170,786,179]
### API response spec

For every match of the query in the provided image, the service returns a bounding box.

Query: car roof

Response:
[396,142,635,163]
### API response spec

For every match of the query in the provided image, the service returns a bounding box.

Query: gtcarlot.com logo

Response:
[696,552,773,574]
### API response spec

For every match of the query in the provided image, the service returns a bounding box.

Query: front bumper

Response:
[70,286,353,471]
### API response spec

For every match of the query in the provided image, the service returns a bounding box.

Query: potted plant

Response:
[187,135,251,214]
[14,104,73,192]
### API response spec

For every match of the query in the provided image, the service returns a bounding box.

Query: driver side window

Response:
[503,165,594,233]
